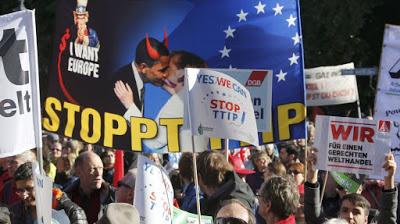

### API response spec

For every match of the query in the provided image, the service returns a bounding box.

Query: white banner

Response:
[134,155,174,224]
[0,10,41,157]
[305,63,359,106]
[32,162,53,224]
[373,24,400,181]
[314,115,391,176]
[185,68,259,146]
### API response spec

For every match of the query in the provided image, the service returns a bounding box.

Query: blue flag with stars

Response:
[46,0,306,152]
[165,0,306,146]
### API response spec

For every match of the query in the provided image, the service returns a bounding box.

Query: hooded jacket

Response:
[201,171,255,217]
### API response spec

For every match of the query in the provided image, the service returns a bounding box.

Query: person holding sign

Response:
[9,162,87,224]
[304,149,398,224]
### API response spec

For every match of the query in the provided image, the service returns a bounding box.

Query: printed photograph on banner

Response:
[375,24,400,94]
[0,10,39,157]
[43,0,305,152]
[314,115,391,176]
[305,63,359,107]
[186,68,259,146]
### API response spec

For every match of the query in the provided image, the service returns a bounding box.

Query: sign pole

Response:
[191,136,202,223]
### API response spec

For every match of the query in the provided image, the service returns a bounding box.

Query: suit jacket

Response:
[109,63,143,116]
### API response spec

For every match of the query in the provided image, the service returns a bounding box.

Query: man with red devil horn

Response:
[112,32,170,119]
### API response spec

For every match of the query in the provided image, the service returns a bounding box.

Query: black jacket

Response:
[201,171,255,217]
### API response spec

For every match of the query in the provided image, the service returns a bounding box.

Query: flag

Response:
[0,10,42,157]
[134,155,174,224]
[113,150,124,187]
[185,68,259,146]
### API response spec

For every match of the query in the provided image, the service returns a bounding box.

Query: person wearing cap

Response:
[115,169,136,204]
[228,152,255,182]
[196,151,255,218]
[97,203,139,224]
[73,0,99,47]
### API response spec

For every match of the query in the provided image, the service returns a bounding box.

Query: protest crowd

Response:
[0,125,397,224]
[0,0,399,223]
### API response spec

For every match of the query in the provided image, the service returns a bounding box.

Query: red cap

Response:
[229,154,255,175]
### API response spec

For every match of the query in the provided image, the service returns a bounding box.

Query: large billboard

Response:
[43,0,306,152]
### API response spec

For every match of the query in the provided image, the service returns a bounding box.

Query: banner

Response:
[0,10,41,157]
[33,162,53,224]
[172,207,213,224]
[43,0,305,152]
[330,172,361,193]
[305,63,359,106]
[185,68,259,146]
[373,24,400,181]
[134,155,174,224]
[314,115,390,176]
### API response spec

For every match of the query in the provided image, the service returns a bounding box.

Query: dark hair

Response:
[196,151,233,188]
[286,145,299,160]
[135,37,169,67]
[340,193,371,216]
[170,51,207,69]
[14,162,33,181]
[178,152,193,181]
[259,176,299,219]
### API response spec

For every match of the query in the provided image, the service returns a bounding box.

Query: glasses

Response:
[215,217,248,224]
[288,169,301,175]
[16,186,35,195]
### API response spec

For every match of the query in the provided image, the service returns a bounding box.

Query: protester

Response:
[115,169,136,204]
[65,151,115,224]
[257,176,299,224]
[178,152,198,213]
[49,142,63,164]
[0,150,36,206]
[246,151,271,193]
[55,154,77,189]
[215,199,256,224]
[288,162,305,195]
[101,150,115,184]
[9,162,87,224]
[278,144,299,167]
[304,150,398,224]
[196,151,255,217]
[96,203,139,224]
[263,160,287,181]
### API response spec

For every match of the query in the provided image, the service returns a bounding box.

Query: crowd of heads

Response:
[0,112,398,223]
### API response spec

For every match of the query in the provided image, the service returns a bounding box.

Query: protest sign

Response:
[314,115,391,176]
[305,63,359,106]
[134,155,174,224]
[43,0,305,152]
[185,68,259,146]
[32,162,53,224]
[0,10,41,157]
[172,207,213,224]
[330,172,362,193]
[373,24,400,181]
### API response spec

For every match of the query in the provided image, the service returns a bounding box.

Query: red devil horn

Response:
[146,33,160,60]
[163,30,168,48]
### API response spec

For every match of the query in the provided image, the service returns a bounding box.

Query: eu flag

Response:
[165,0,306,144]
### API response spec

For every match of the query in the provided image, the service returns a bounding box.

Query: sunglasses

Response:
[117,181,132,189]
[51,147,62,152]
[215,217,248,224]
